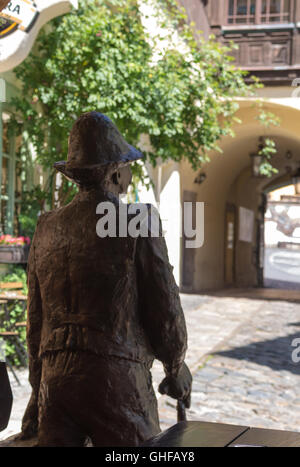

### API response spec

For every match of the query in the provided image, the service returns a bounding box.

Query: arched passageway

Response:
[179,100,300,292]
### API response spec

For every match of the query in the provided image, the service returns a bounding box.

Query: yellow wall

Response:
[178,99,300,291]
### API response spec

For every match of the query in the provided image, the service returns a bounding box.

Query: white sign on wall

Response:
[0,1,39,37]
[239,206,255,243]
[0,0,77,72]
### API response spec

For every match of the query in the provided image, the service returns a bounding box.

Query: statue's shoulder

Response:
[126,203,162,237]
[126,202,158,219]
[127,202,158,212]
[36,210,55,225]
[34,210,57,234]
[37,201,73,224]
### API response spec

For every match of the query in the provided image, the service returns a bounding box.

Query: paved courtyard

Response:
[158,292,300,432]
[1,290,300,441]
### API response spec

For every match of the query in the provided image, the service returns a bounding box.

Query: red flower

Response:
[0,235,31,246]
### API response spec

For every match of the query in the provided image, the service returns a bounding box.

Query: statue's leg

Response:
[37,351,160,447]
[37,353,86,447]
[86,358,161,447]
[38,397,86,447]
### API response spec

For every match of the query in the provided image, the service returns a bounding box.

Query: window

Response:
[228,0,256,24]
[261,0,290,23]
[228,0,292,25]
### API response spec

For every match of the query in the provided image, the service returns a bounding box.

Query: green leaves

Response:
[257,110,281,129]
[258,137,279,177]
[9,0,277,201]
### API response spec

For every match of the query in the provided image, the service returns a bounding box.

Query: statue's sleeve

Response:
[135,209,187,378]
[21,219,43,437]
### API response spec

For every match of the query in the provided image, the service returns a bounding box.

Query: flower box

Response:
[0,244,30,264]
[0,236,31,264]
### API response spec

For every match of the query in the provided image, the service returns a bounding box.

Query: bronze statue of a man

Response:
[21,112,192,447]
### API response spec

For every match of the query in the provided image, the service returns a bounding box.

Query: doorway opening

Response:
[264,184,300,290]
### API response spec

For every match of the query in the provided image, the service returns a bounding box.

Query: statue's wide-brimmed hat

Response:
[54,112,144,184]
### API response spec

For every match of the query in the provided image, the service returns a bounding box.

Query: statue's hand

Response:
[158,362,192,408]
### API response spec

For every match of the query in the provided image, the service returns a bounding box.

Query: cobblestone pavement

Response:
[1,291,300,441]
[0,368,31,441]
[158,295,300,433]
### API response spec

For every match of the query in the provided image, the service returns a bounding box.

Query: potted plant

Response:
[0,235,31,264]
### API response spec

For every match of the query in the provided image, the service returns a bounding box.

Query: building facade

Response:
[210,0,300,85]
[140,0,300,291]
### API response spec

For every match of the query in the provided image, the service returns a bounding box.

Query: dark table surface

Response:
[143,421,300,447]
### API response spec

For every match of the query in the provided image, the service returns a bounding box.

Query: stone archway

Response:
[179,100,300,291]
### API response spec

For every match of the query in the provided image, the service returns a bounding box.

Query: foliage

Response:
[18,184,52,238]
[255,105,281,177]
[0,265,27,292]
[0,266,27,368]
[9,0,279,209]
[258,137,278,177]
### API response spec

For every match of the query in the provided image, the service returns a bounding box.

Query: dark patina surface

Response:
[13,112,192,447]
